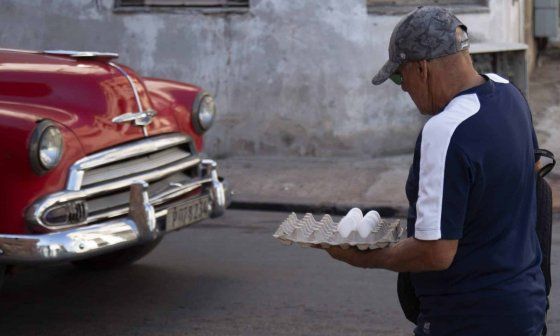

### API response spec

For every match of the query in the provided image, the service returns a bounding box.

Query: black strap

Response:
[397,272,420,324]
[535,149,555,177]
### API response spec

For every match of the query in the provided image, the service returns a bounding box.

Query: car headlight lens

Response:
[199,96,216,130]
[29,120,64,174]
[193,93,216,133]
[39,127,63,169]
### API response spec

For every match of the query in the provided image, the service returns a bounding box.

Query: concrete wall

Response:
[0,0,523,158]
[524,0,538,75]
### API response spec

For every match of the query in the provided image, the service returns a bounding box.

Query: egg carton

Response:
[273,212,406,250]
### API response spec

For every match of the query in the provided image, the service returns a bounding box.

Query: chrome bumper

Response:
[0,159,230,264]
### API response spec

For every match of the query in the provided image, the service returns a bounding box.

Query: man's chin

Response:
[417,108,432,116]
[417,106,439,116]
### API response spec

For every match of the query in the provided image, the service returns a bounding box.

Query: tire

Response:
[71,238,162,270]
[0,265,6,290]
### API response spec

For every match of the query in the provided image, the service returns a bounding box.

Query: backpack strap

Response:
[397,272,420,324]
[535,148,555,177]
[535,148,554,336]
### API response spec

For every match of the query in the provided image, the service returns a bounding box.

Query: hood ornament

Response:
[112,110,157,137]
[112,110,157,126]
[107,61,156,137]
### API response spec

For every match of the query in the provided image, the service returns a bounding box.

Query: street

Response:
[0,210,558,336]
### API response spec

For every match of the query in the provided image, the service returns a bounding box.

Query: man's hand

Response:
[320,238,458,273]
[324,246,376,268]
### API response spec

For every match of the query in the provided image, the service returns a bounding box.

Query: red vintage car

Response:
[0,49,230,286]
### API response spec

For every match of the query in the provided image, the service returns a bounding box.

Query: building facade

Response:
[0,0,529,157]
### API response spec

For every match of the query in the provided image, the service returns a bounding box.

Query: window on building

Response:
[367,0,488,15]
[116,0,249,10]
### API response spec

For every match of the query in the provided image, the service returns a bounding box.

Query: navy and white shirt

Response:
[406,74,546,335]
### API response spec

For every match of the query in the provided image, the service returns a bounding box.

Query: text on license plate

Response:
[166,196,210,231]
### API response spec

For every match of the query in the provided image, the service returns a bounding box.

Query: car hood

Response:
[0,49,181,154]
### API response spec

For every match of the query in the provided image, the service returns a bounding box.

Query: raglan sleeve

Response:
[414,134,473,241]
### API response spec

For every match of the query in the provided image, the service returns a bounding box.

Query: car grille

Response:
[81,145,193,188]
[85,171,198,223]
[29,133,210,231]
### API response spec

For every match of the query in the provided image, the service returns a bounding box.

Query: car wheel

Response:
[71,238,162,270]
[0,265,6,290]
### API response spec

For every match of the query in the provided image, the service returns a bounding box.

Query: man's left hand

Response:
[316,238,458,272]
[322,246,377,268]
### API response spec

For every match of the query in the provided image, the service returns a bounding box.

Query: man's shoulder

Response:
[421,93,480,150]
[419,73,526,155]
[424,73,511,134]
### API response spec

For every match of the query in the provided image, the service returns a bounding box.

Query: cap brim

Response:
[371,60,400,85]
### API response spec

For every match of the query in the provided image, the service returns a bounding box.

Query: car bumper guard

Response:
[0,159,230,264]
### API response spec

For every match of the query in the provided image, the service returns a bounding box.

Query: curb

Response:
[230,201,560,219]
[229,200,408,218]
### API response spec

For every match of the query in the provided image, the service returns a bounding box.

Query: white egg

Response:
[338,215,355,238]
[359,211,381,238]
[363,210,381,224]
[357,217,374,238]
[347,208,363,222]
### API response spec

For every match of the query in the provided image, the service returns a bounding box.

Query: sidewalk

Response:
[218,155,411,217]
[219,46,560,217]
[218,155,560,217]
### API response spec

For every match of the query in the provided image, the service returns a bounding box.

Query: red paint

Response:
[0,49,206,234]
[143,77,204,151]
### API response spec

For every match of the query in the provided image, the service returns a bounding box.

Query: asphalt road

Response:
[0,210,558,336]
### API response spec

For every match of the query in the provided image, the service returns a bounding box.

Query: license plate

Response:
[166,196,210,231]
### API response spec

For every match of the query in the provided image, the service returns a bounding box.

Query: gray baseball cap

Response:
[372,6,469,85]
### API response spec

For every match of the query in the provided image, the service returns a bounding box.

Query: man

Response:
[323,6,547,335]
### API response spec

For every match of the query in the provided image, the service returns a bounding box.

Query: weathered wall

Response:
[524,0,537,75]
[0,0,523,157]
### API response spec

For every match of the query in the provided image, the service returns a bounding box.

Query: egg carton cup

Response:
[273,213,406,250]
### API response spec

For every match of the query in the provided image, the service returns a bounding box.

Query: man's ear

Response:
[418,60,429,82]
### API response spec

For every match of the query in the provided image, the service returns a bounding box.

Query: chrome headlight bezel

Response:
[29,120,64,175]
[192,92,216,134]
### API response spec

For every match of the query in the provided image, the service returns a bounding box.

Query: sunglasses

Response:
[389,72,403,85]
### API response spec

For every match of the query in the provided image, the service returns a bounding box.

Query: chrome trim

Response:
[28,120,64,175]
[112,110,158,128]
[43,50,119,59]
[27,156,201,231]
[7,164,230,264]
[66,170,84,192]
[0,182,159,264]
[67,134,191,191]
[84,176,212,224]
[20,132,231,263]
[30,134,197,232]
[108,61,150,136]
[0,218,142,264]
[202,159,231,218]
[129,181,157,242]
[151,178,211,207]
[191,91,216,134]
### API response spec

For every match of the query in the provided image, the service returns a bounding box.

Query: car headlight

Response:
[29,120,64,174]
[192,92,216,133]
